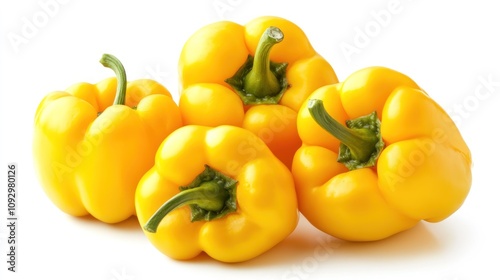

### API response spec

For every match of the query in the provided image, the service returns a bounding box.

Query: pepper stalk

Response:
[307,99,384,170]
[225,26,289,105]
[144,165,237,233]
[100,53,127,106]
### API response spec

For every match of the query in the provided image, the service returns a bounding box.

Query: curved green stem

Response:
[144,181,227,233]
[225,27,288,105]
[100,54,127,105]
[308,99,384,170]
[144,165,237,233]
[243,26,283,98]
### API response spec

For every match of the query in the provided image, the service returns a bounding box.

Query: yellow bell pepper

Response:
[135,125,298,262]
[293,66,472,241]
[178,16,338,168]
[33,54,182,223]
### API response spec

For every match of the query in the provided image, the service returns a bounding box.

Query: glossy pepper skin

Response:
[33,54,182,223]
[178,16,338,168]
[135,125,298,262]
[293,66,472,241]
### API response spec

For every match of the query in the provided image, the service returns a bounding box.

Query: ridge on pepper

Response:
[33,54,183,223]
[178,16,338,169]
[293,66,472,241]
[135,125,298,262]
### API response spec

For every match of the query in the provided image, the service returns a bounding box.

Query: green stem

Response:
[243,26,283,98]
[144,165,237,233]
[144,181,227,233]
[225,27,288,105]
[308,99,384,170]
[99,54,127,105]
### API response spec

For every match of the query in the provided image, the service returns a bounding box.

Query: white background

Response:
[1,0,499,279]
